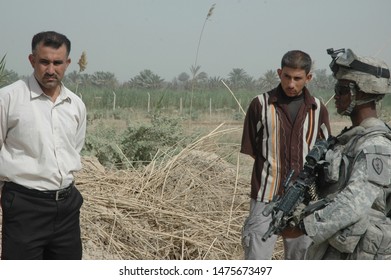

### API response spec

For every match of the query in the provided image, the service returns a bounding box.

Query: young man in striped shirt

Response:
[241,50,331,259]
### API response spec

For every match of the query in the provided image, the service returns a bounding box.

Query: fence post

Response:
[147,92,150,113]
[112,91,116,111]
[209,98,212,118]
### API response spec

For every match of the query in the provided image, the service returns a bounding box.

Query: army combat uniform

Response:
[304,117,391,259]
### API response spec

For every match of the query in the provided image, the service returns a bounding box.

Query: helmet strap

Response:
[341,82,357,116]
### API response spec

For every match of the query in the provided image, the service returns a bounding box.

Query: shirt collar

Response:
[268,84,318,109]
[28,74,71,103]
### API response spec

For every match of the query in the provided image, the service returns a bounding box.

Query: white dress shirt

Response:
[0,75,87,191]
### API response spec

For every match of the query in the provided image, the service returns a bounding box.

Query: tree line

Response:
[1,56,335,93]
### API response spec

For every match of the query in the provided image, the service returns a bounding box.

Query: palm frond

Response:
[0,54,8,86]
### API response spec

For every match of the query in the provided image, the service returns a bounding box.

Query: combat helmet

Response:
[327,48,391,94]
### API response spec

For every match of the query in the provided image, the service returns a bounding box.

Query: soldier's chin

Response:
[336,107,344,115]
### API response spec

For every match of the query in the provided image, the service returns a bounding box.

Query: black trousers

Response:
[1,182,84,260]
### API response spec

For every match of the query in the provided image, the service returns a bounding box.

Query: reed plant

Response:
[75,51,88,97]
[190,4,216,118]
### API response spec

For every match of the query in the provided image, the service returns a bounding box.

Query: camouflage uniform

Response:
[300,48,391,259]
[304,117,391,259]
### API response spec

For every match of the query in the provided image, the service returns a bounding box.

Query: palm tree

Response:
[243,76,257,90]
[129,69,164,89]
[0,54,7,87]
[66,72,92,87]
[91,71,119,88]
[312,69,334,90]
[2,69,19,85]
[178,72,190,83]
[207,76,223,89]
[189,65,208,90]
[190,65,201,85]
[228,68,249,90]
[259,69,279,91]
[177,72,190,90]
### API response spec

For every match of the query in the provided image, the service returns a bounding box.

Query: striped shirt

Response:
[241,85,331,202]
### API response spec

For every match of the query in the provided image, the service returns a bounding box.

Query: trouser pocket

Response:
[352,219,391,260]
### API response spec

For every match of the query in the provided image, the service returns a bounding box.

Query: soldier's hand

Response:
[289,202,306,227]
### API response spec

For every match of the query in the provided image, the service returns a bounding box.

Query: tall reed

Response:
[190,4,216,119]
[75,51,88,98]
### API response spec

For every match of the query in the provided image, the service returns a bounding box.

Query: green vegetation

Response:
[0,55,7,87]
[2,54,390,170]
[84,113,189,169]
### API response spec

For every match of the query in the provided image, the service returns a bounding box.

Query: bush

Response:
[83,114,186,169]
[121,114,185,167]
[82,123,125,168]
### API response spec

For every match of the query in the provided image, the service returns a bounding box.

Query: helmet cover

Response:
[330,49,391,94]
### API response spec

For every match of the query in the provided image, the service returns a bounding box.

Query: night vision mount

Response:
[326,47,390,79]
[327,48,345,59]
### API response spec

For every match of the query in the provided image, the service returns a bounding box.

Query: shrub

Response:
[82,123,125,169]
[120,114,185,167]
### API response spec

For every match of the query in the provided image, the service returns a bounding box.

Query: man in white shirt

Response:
[0,31,87,259]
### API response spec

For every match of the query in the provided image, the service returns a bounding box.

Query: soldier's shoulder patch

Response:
[364,148,391,186]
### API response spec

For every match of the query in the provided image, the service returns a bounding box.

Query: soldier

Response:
[301,48,391,259]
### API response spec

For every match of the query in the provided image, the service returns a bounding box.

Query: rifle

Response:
[261,137,335,241]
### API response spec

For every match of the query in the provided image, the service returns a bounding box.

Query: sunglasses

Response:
[334,84,352,96]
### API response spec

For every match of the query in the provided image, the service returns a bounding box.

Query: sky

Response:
[1,0,391,83]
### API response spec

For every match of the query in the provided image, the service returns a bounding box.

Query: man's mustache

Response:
[44,74,58,79]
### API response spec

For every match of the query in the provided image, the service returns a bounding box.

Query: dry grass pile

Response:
[0,124,284,260]
[78,124,251,260]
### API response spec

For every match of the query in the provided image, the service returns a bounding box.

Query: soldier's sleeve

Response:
[304,149,383,244]
[363,145,391,186]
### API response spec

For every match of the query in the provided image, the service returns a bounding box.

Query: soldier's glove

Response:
[289,202,306,229]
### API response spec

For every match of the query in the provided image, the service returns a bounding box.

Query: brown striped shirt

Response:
[241,85,331,202]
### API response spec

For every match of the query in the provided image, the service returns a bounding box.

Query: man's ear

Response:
[28,54,35,68]
[66,57,71,68]
[277,68,282,78]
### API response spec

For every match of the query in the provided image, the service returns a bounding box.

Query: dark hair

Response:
[281,50,312,74]
[31,31,71,56]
